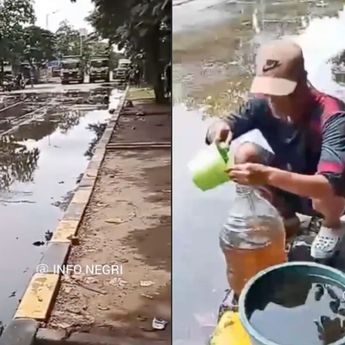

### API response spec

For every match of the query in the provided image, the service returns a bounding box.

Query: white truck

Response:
[89,57,110,83]
[114,59,131,82]
[60,56,84,84]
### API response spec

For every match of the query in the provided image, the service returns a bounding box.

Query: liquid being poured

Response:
[248,276,345,345]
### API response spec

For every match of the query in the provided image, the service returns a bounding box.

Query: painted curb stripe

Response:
[15,273,60,320]
[70,188,92,204]
[51,219,80,243]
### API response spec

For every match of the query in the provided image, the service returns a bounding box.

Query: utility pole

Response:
[79,28,87,57]
[46,10,59,31]
[80,35,83,56]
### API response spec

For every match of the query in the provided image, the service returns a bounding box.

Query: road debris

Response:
[140,280,155,287]
[152,317,168,330]
[105,217,125,224]
[32,241,45,246]
[45,230,53,241]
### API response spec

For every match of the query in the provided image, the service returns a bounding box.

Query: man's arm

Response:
[316,112,345,197]
[266,168,334,199]
[267,112,345,199]
[206,96,268,144]
[226,97,267,139]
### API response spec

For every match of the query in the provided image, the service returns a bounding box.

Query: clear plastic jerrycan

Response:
[219,184,287,296]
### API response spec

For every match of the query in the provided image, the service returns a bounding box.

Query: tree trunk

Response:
[153,75,166,104]
[0,60,3,85]
[148,25,167,104]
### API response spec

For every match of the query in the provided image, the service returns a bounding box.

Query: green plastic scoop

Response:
[188,143,233,191]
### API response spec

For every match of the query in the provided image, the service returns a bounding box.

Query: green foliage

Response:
[0,0,35,64]
[79,0,171,103]
[88,0,171,57]
[54,20,119,67]
[22,26,56,65]
[55,20,82,57]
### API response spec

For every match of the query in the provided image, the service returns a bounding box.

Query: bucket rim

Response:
[238,261,345,345]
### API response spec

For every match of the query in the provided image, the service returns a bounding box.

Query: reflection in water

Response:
[52,190,74,212]
[174,0,345,113]
[0,102,115,326]
[57,110,82,133]
[333,72,345,85]
[14,109,84,142]
[0,108,87,191]
[330,50,345,85]
[84,123,107,159]
[14,121,57,142]
[0,136,39,190]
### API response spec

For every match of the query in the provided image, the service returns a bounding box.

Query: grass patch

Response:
[127,87,155,100]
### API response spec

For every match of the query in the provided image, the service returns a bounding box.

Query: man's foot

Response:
[311,225,345,259]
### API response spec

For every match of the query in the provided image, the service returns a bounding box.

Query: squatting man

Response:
[206,39,345,259]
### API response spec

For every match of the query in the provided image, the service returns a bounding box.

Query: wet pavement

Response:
[173,1,345,343]
[0,87,112,327]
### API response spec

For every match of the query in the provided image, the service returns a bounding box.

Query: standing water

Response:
[173,0,345,343]
[248,276,345,344]
[0,93,119,326]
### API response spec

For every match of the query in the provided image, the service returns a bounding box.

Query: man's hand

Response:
[227,163,270,185]
[205,120,232,145]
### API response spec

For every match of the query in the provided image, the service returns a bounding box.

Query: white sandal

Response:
[311,225,344,259]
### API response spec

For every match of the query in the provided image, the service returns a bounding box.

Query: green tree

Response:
[86,39,121,70]
[22,26,56,67]
[55,21,102,63]
[73,0,171,103]
[0,0,35,78]
[89,40,108,57]
[55,20,82,57]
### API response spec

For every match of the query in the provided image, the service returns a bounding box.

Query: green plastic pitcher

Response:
[188,143,233,191]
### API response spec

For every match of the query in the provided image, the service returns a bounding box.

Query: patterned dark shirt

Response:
[226,89,345,197]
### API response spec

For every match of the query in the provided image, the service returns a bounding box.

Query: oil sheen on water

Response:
[248,275,345,345]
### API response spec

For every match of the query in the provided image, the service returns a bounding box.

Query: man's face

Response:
[267,94,296,122]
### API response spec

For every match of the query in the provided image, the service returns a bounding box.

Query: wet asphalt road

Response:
[173,1,345,343]
[0,81,114,328]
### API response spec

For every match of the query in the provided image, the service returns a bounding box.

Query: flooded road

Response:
[173,1,345,343]
[0,91,114,327]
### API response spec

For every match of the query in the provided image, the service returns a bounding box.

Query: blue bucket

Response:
[239,262,345,345]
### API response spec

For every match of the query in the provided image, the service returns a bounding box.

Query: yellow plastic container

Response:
[209,311,251,345]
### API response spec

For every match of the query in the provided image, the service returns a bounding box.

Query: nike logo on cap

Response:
[262,59,281,72]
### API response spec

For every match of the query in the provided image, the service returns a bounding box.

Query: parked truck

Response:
[89,57,110,83]
[113,58,131,82]
[60,56,84,84]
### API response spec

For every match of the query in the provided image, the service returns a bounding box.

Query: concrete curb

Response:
[0,86,129,343]
[0,319,39,345]
[35,329,170,345]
